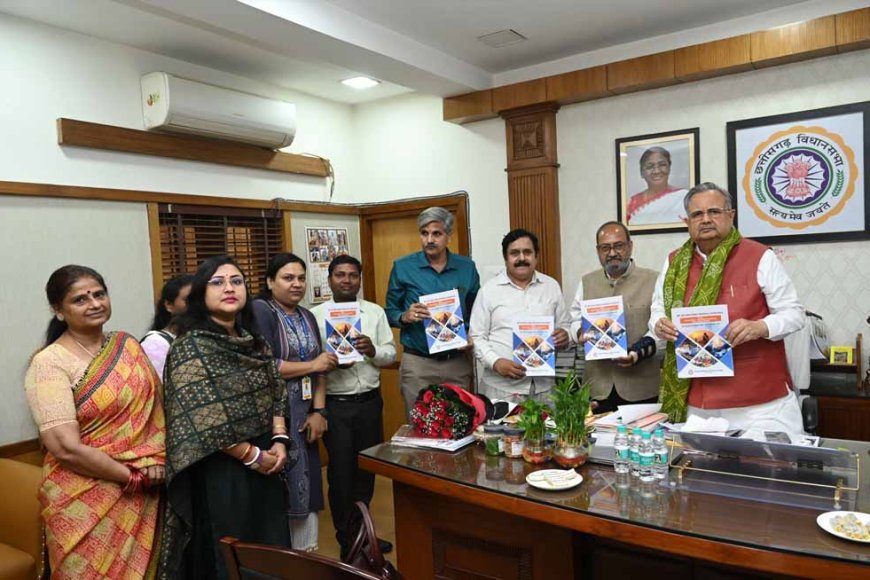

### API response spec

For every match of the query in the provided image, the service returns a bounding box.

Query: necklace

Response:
[70,335,103,358]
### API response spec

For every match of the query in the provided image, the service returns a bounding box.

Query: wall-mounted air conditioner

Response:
[141,72,296,149]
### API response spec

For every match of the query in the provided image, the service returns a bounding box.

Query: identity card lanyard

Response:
[280,309,314,401]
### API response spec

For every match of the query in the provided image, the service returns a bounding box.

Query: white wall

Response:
[349,93,509,272]
[559,49,870,348]
[0,197,153,444]
[0,13,356,202]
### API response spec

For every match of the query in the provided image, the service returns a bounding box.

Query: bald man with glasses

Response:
[568,221,662,413]
[649,182,805,435]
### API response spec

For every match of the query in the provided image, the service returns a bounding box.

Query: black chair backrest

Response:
[220,537,383,580]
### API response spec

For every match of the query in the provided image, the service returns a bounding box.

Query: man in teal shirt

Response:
[386,206,480,414]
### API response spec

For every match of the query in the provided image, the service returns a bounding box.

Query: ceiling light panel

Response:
[477,29,527,49]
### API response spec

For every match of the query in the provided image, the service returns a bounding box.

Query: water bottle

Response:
[652,428,669,480]
[639,431,655,482]
[629,427,642,477]
[613,424,630,474]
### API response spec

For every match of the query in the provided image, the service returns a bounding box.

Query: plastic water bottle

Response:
[613,424,630,474]
[639,431,655,482]
[629,427,642,477]
[652,428,669,480]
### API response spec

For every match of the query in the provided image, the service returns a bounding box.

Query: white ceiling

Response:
[0,0,866,104]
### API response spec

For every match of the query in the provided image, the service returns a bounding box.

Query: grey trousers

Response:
[399,351,474,416]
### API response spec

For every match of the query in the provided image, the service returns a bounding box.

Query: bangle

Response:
[123,468,146,493]
[239,443,253,462]
[243,446,262,469]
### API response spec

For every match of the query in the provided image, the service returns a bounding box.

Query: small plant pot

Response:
[552,438,590,468]
[522,437,551,464]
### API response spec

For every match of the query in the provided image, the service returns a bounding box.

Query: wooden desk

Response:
[360,442,870,579]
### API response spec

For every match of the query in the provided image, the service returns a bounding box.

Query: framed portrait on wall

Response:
[616,128,699,234]
[727,101,869,244]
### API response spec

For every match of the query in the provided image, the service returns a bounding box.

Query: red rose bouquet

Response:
[410,383,490,439]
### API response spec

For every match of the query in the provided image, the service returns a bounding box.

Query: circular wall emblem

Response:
[742,125,858,229]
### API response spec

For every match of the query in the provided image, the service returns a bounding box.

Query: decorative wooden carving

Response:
[502,104,562,283]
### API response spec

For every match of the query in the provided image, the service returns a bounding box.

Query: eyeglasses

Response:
[642,162,670,172]
[596,242,628,254]
[687,208,731,221]
[207,276,246,288]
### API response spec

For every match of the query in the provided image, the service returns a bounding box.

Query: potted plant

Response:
[548,371,593,468]
[516,397,552,464]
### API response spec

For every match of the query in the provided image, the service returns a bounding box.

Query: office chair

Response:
[220,537,383,580]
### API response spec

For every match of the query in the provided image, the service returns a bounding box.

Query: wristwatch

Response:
[310,407,329,419]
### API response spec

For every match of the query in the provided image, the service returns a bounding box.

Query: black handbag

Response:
[342,502,402,580]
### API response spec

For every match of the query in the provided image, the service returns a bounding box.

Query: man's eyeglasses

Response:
[596,242,628,254]
[687,208,731,221]
[207,276,246,288]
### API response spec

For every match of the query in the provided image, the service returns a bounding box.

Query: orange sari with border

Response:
[39,332,166,579]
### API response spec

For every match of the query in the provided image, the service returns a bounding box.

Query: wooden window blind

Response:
[157,203,284,296]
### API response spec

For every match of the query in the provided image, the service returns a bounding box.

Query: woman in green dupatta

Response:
[159,256,295,580]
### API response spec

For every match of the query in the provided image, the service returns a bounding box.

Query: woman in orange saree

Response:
[25,265,165,579]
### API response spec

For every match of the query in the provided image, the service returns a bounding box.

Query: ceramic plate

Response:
[525,469,583,491]
[816,511,870,543]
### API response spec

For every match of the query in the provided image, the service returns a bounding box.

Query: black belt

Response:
[327,389,381,403]
[403,347,466,362]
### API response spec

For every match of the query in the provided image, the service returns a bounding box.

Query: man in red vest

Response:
[649,182,804,435]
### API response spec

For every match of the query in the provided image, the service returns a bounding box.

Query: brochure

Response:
[580,296,628,360]
[420,289,468,354]
[511,316,556,376]
[390,424,475,452]
[672,305,734,378]
[323,301,364,364]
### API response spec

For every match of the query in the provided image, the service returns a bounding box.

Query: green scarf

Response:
[659,227,741,422]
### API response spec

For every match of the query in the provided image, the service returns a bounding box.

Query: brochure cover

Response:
[323,302,364,364]
[580,296,628,360]
[420,289,468,354]
[672,305,734,378]
[512,316,556,376]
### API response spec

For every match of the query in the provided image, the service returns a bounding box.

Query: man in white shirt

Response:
[649,182,805,434]
[470,229,570,402]
[311,255,397,558]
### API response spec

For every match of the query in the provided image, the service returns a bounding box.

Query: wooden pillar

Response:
[502,103,562,283]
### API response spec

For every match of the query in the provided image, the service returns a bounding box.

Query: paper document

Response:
[323,302,364,363]
[594,403,664,431]
[512,316,556,376]
[420,289,468,354]
[672,305,734,378]
[390,425,475,452]
[580,296,628,360]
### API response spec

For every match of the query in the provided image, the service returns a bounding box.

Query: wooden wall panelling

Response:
[836,7,870,52]
[502,104,562,283]
[57,118,330,177]
[607,51,678,94]
[492,79,548,112]
[443,89,496,123]
[675,35,753,81]
[545,66,610,105]
[281,211,293,252]
[817,396,870,441]
[508,167,562,283]
[751,16,837,67]
[146,203,164,300]
[0,180,359,214]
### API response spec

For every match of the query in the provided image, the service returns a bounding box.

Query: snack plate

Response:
[525,469,583,491]
[816,511,870,543]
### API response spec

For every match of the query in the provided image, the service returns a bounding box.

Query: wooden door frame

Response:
[358,193,470,303]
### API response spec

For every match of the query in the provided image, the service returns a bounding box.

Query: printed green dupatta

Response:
[158,329,290,578]
[659,227,741,422]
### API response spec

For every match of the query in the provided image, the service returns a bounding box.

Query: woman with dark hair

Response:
[159,256,294,579]
[627,146,688,226]
[24,265,165,578]
[253,252,336,551]
[141,274,194,379]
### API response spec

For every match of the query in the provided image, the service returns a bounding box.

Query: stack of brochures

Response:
[389,425,476,452]
[592,403,668,432]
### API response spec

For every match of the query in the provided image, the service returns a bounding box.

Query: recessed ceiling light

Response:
[341,76,380,90]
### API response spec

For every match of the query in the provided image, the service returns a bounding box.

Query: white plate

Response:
[525,469,583,491]
[816,511,870,543]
